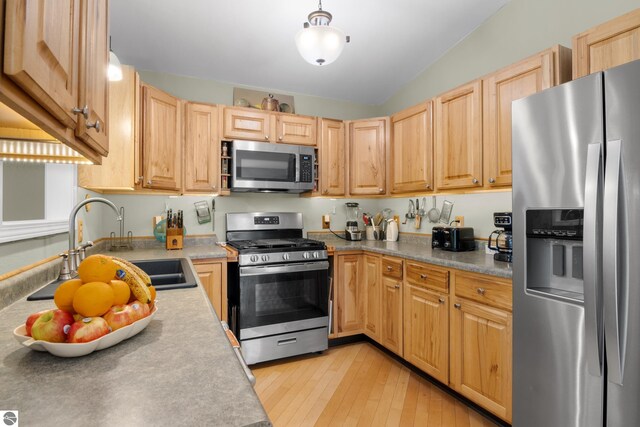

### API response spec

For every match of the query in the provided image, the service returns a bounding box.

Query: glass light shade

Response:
[295,25,346,66]
[108,51,123,81]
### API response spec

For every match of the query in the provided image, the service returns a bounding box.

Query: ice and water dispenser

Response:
[525,209,585,301]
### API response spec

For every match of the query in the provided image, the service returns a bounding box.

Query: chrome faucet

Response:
[64,197,122,276]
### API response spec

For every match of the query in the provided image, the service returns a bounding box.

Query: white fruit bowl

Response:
[13,306,158,357]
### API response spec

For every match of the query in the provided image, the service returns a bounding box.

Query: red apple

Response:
[25,309,51,337]
[66,317,110,343]
[30,309,74,342]
[102,304,134,331]
[128,302,150,322]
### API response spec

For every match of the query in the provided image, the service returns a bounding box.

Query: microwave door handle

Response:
[295,153,301,183]
[584,142,604,377]
[603,139,627,385]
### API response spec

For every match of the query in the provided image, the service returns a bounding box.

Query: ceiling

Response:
[110,0,509,105]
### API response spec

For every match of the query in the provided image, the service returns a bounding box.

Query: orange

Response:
[53,279,82,313]
[148,285,157,309]
[72,281,115,317]
[77,255,118,284]
[109,280,131,305]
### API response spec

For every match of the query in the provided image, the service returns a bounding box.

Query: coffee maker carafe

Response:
[488,212,513,262]
[345,202,362,241]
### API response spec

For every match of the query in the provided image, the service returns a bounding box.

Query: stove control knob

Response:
[261,255,269,262]
[283,253,290,261]
[250,255,259,263]
[312,252,319,259]
[303,252,310,259]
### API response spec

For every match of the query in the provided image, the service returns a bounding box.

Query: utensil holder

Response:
[365,225,379,241]
[166,227,184,250]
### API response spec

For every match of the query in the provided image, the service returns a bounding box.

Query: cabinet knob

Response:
[387,266,393,271]
[86,120,101,132]
[323,189,329,195]
[488,178,496,184]
[472,178,479,184]
[454,303,461,309]
[137,176,144,184]
[420,273,427,279]
[147,180,152,185]
[438,297,445,304]
[477,287,486,295]
[426,184,431,189]
[378,188,384,193]
[71,105,89,119]
[265,135,269,140]
[394,283,401,289]
[279,136,283,141]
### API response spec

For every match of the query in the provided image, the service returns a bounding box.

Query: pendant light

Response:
[108,37,123,82]
[295,0,350,66]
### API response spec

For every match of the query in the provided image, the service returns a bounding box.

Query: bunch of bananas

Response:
[112,257,152,304]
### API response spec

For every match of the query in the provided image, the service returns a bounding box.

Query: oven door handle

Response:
[239,261,329,276]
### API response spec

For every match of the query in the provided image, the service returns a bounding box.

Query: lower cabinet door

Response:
[194,261,227,322]
[450,297,512,422]
[364,254,381,341]
[403,285,449,384]
[381,276,403,356]
[336,254,364,335]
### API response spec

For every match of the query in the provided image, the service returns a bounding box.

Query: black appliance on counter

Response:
[226,212,329,365]
[488,212,513,262]
[432,226,476,252]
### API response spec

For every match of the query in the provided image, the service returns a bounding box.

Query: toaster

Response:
[432,226,476,252]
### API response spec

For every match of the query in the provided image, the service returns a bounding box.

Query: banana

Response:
[112,259,151,304]
[110,256,152,286]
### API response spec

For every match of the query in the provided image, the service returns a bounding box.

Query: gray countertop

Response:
[0,249,270,427]
[315,236,513,279]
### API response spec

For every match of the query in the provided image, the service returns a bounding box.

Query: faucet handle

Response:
[57,253,73,281]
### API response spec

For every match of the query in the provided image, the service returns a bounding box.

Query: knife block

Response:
[166,227,183,250]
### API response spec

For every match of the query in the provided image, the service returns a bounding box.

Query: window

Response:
[0,162,76,243]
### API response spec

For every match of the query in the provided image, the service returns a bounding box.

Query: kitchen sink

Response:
[28,258,197,301]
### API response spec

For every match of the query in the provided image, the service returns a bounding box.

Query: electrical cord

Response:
[328,227,349,240]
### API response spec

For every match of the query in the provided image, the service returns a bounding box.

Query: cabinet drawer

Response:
[405,261,449,292]
[382,257,403,279]
[455,272,512,311]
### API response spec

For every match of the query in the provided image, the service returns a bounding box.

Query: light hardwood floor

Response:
[252,342,498,427]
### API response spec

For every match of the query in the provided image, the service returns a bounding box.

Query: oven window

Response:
[239,268,328,330]
[235,150,296,182]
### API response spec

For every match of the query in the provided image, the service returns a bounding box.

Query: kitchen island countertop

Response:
[0,249,270,427]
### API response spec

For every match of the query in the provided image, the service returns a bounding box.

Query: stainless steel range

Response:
[226,212,329,365]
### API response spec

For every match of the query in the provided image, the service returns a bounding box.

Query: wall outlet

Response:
[455,216,464,227]
[77,219,83,242]
[322,214,331,229]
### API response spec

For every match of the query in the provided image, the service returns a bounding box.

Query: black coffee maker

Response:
[488,212,513,262]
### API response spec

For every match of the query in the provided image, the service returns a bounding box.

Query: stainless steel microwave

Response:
[230,140,315,193]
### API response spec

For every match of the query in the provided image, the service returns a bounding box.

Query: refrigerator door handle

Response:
[603,139,626,385]
[584,142,604,376]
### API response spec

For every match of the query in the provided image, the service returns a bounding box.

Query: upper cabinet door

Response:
[4,0,80,128]
[434,80,483,190]
[76,0,109,156]
[222,107,273,142]
[390,101,433,194]
[141,84,182,191]
[573,8,640,79]
[184,102,219,193]
[319,118,345,196]
[348,117,389,196]
[276,114,317,145]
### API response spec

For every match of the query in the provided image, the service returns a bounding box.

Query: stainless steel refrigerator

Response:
[512,59,640,426]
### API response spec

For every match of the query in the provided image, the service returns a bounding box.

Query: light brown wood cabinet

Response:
[78,65,139,191]
[450,271,512,422]
[347,117,389,196]
[483,46,571,188]
[573,8,640,79]
[363,254,381,341]
[222,106,318,146]
[434,80,483,190]
[2,0,109,162]
[336,254,364,336]
[193,259,227,322]
[403,261,450,384]
[390,101,433,194]
[183,102,219,193]
[381,268,403,356]
[318,118,346,196]
[141,84,182,191]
